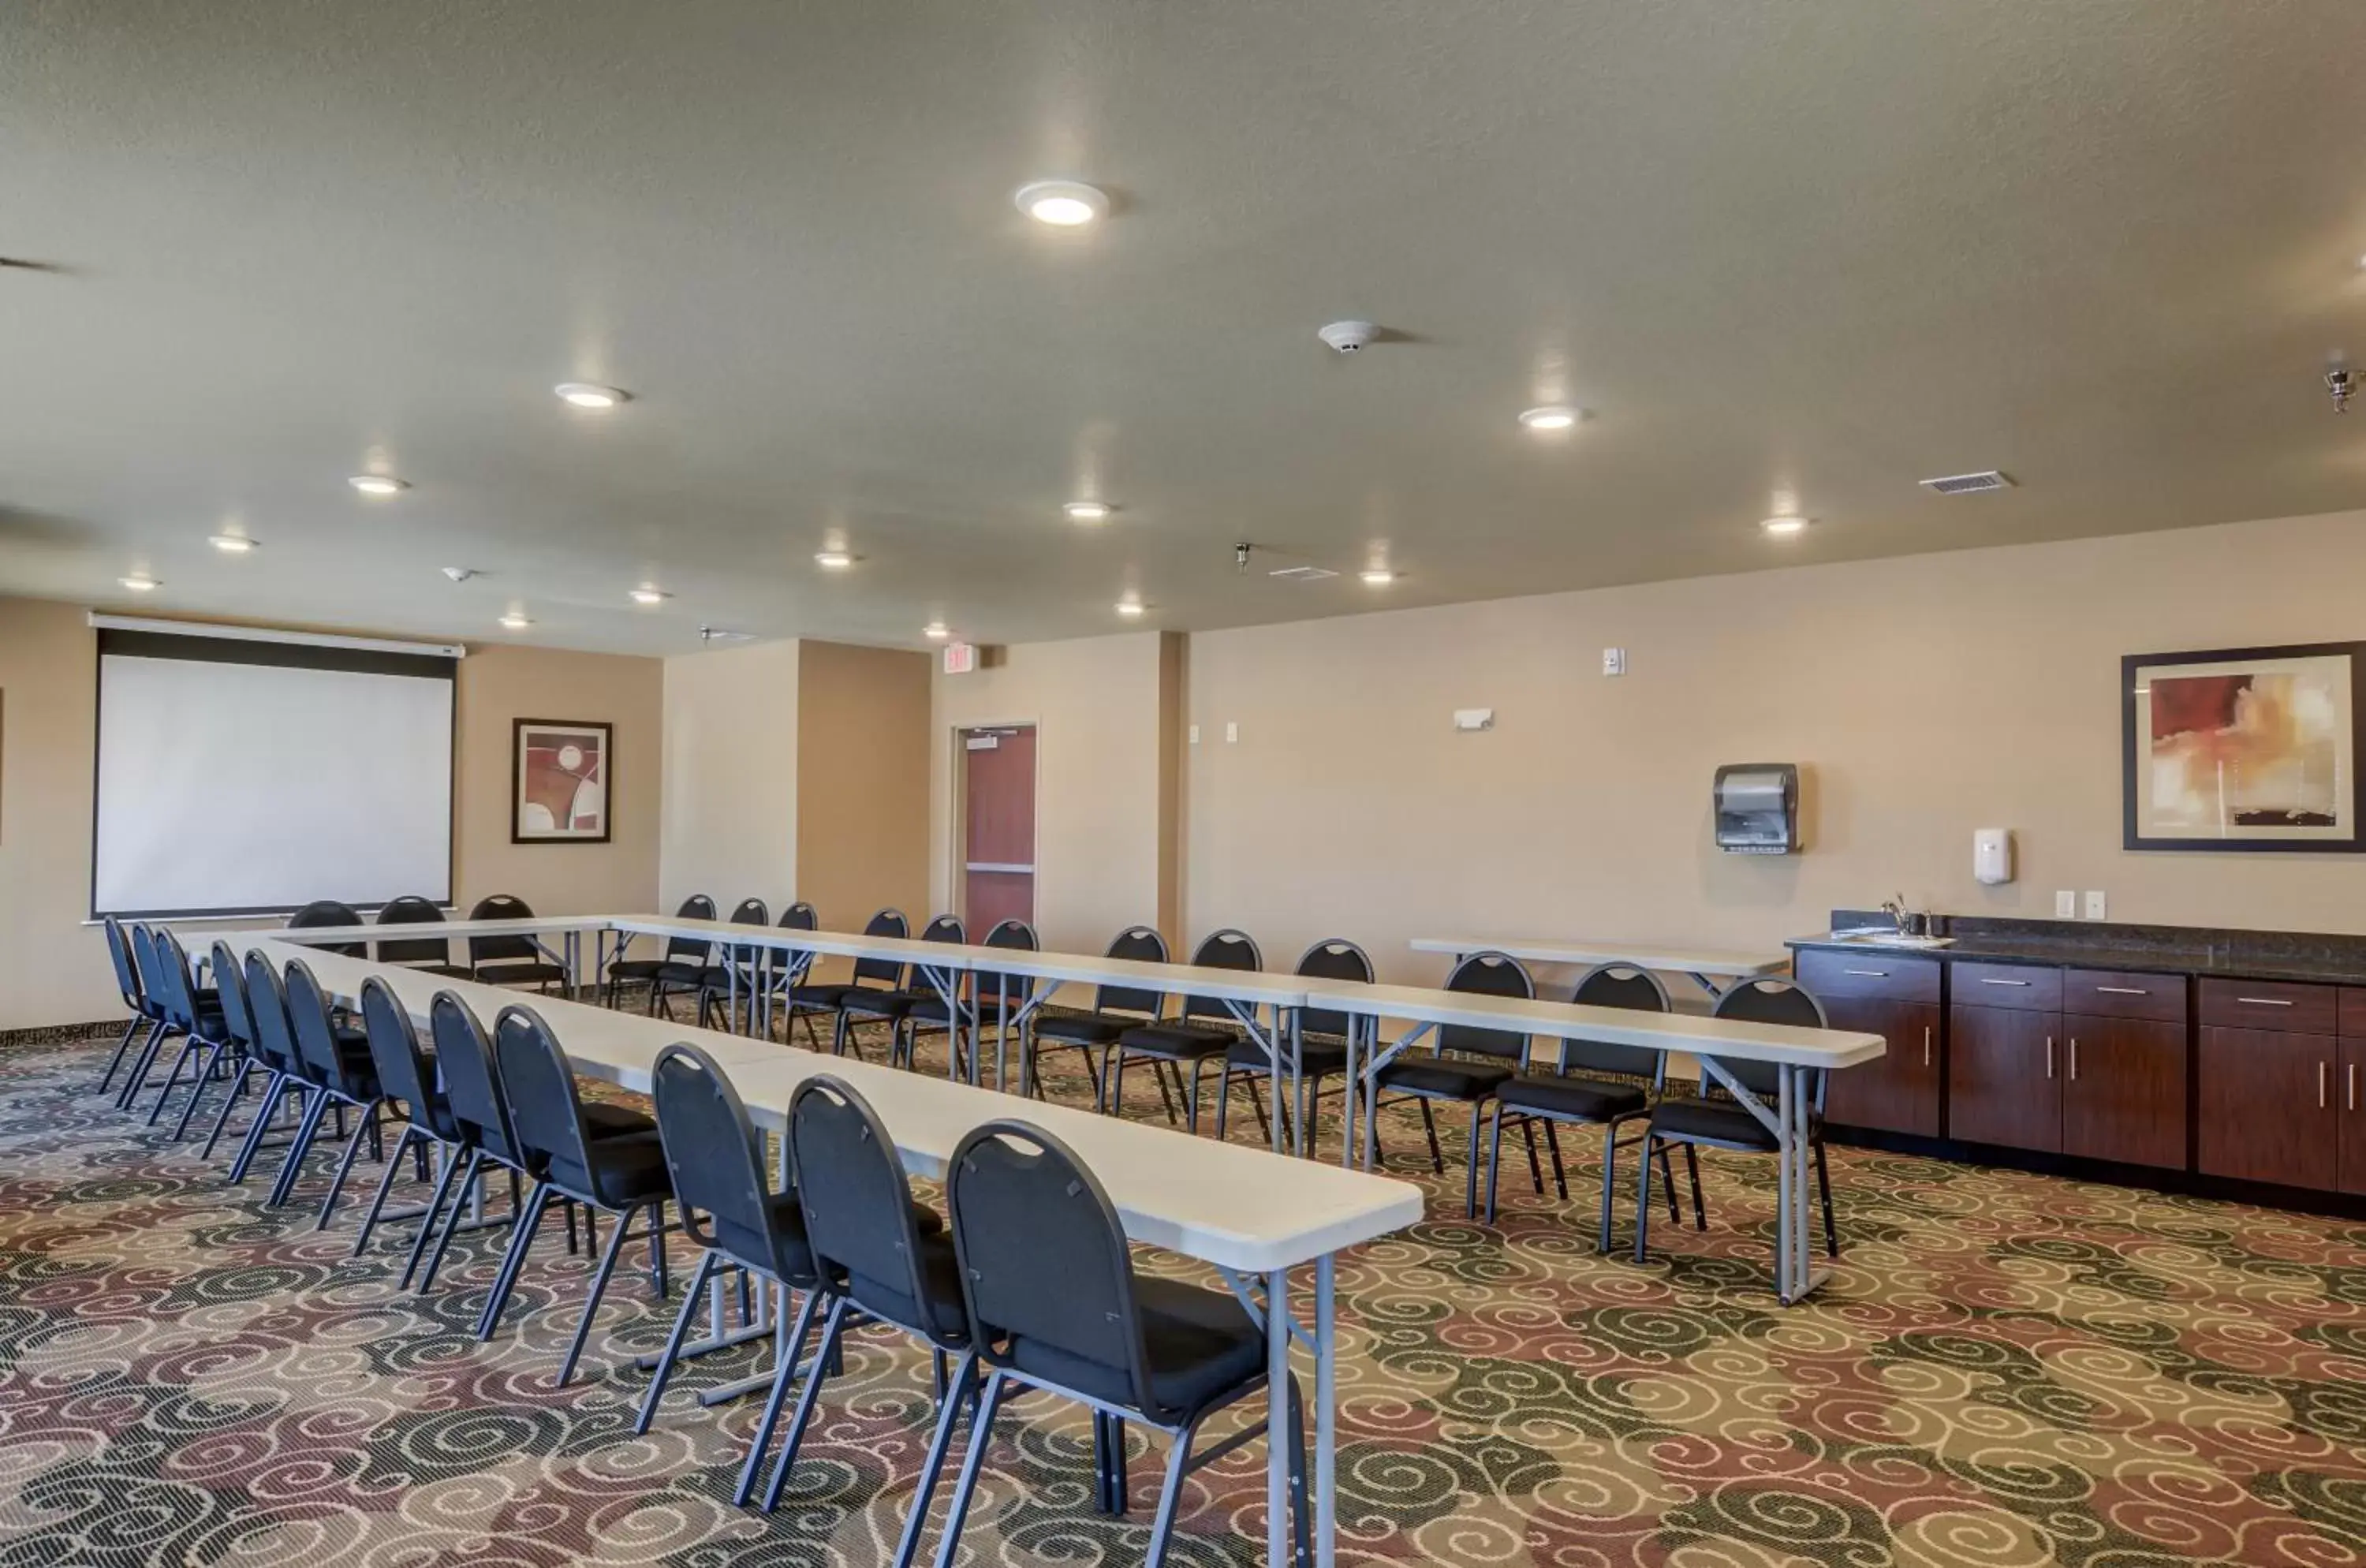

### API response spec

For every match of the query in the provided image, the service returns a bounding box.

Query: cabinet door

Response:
[2061,1014,2186,1170]
[2342,1040,2366,1198]
[1948,1005,2061,1152]
[2198,1026,2337,1189]
[1821,997,1942,1137]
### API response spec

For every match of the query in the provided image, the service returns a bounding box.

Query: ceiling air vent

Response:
[1919,470,2015,495]
[1267,564,1339,583]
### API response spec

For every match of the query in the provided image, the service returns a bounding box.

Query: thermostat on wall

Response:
[1453,708,1495,732]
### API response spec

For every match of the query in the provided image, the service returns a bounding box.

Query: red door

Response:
[961,726,1036,934]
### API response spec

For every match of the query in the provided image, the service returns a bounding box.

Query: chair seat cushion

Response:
[1494,1074,1648,1122]
[1118,1021,1235,1059]
[1377,1057,1515,1099]
[1032,1012,1129,1046]
[1010,1275,1263,1418]
[573,1130,677,1208]
[1649,1097,1781,1150]
[838,986,916,1018]
[1225,1037,1349,1076]
[784,982,853,1008]
[607,957,666,981]
[654,961,718,987]
[474,961,569,987]
[845,1228,967,1342]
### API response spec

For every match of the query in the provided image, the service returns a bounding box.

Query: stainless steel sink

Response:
[1826,930,1955,949]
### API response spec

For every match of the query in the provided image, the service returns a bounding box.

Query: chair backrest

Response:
[946,1120,1162,1417]
[665,894,718,963]
[1177,928,1261,1025]
[492,1004,603,1195]
[430,991,514,1161]
[466,894,540,964]
[1707,978,1830,1102]
[849,908,909,988]
[773,902,819,984]
[982,919,1039,1002]
[241,950,300,1076]
[154,928,203,1034]
[103,917,145,1014]
[374,895,453,966]
[1439,950,1534,1064]
[129,926,169,1022]
[781,902,818,931]
[1092,925,1170,1018]
[209,940,256,1051]
[722,898,769,972]
[920,913,966,945]
[1295,937,1373,1039]
[1552,962,1672,1082]
[285,958,371,1096]
[787,1075,940,1335]
[359,976,440,1118]
[651,1042,797,1279]
[289,899,368,958]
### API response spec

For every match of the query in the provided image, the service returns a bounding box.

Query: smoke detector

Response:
[1318,319,1379,354]
[441,566,480,583]
[1919,470,2015,495]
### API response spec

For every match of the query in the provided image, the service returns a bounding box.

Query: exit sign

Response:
[942,641,979,675]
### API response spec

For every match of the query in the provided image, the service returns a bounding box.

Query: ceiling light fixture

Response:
[554,382,629,410]
[498,611,532,630]
[629,587,670,605]
[1064,500,1113,523]
[1760,516,1810,536]
[209,534,257,554]
[1360,568,1397,586]
[1517,405,1583,431]
[814,549,854,569]
[119,573,160,592]
[1015,180,1109,226]
[349,474,409,496]
[923,622,950,640]
[1114,598,1145,618]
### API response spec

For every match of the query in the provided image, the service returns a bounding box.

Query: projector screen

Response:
[92,625,457,917]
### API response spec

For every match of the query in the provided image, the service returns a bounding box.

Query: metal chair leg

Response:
[413,1150,484,1293]
[924,1368,1009,1568]
[1418,1098,1444,1173]
[636,1250,721,1433]
[890,1350,980,1568]
[1141,1406,1203,1568]
[1685,1144,1707,1230]
[1596,1122,1620,1253]
[1463,1100,1485,1219]
[1633,1133,1656,1264]
[95,1015,147,1094]
[399,1146,471,1288]
[1521,1118,1544,1193]
[762,1296,850,1512]
[733,1286,823,1506]
[315,1102,379,1230]
[556,1199,639,1385]
[476,1182,553,1339]
[1483,1102,1507,1223]
[1543,1120,1569,1200]
[1658,1144,1681,1222]
[168,1040,230,1141]
[351,1123,421,1253]
[200,1062,259,1160]
[114,1022,170,1111]
[142,1033,204,1125]
[226,1075,293,1184]
[266,1088,332,1208]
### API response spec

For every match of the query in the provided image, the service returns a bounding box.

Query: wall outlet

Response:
[2083,890,2107,920]
[1225,722,1238,744]
[1189,724,1200,745]
[2054,890,2077,919]
[1603,647,1626,676]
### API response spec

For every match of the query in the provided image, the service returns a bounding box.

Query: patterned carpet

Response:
[6,1018,2366,1567]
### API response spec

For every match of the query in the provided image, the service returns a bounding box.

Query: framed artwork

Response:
[511,718,612,844]
[2123,641,2366,852]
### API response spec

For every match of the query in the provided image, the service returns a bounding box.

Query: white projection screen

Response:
[91,625,457,917]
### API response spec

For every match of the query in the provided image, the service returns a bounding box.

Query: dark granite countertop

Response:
[1787,911,2366,987]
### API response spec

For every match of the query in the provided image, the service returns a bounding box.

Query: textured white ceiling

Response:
[6,1,2366,654]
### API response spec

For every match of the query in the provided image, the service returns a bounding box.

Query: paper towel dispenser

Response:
[1714,763,1800,854]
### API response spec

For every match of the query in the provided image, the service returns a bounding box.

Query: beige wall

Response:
[930,631,1182,954]
[1183,507,2366,986]
[0,599,662,1030]
[795,640,931,928]
[659,637,800,916]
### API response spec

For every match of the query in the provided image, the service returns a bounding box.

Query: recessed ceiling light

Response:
[349,474,409,496]
[1064,500,1114,523]
[1015,180,1109,226]
[1517,405,1583,431]
[208,534,257,554]
[1760,516,1811,536]
[814,549,854,569]
[119,573,160,592]
[498,611,532,630]
[1360,568,1397,586]
[1114,598,1146,618]
[923,622,950,640]
[629,586,670,605]
[555,382,629,410]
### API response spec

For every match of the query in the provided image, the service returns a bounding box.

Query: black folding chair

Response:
[289,898,368,956]
[899,918,1037,1086]
[1107,929,1262,1133]
[94,916,162,1095]
[937,1119,1310,1568]
[696,898,772,1031]
[132,929,229,1132]
[467,893,571,993]
[275,957,388,1225]
[349,976,466,1264]
[605,894,717,1010]
[808,908,910,1058]
[1019,925,1168,1107]
[375,895,471,978]
[1371,951,1534,1218]
[1213,937,1369,1151]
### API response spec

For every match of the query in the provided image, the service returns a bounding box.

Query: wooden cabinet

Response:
[2342,1038,2366,1198]
[2061,1014,2185,1169]
[1797,950,1942,1137]
[1950,1004,2059,1152]
[2199,1025,2338,1189]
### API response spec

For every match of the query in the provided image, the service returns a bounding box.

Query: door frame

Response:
[949,719,1040,930]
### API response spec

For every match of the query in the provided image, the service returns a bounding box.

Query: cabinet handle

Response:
[2095,986,2149,996]
[2236,996,2294,1007]
[2352,1062,2360,1113]
[2045,1036,2055,1078]
[1842,969,1888,978]
[1923,1025,1931,1067]
[2069,1038,2078,1081]
[1978,976,2031,987]
[2322,1061,2331,1110]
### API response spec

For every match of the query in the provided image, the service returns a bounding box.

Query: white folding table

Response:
[1409,935,1789,998]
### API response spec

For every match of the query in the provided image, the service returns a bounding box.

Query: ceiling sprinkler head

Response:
[1235,541,1254,573]
[2330,367,2354,413]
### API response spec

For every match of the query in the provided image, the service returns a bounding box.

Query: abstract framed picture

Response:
[511,719,612,845]
[2123,641,2366,853]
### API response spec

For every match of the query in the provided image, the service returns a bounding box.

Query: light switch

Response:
[1189,724,1200,745]
[1603,648,1626,677]
[1225,722,1238,744]
[2083,890,2107,920]
[1452,707,1495,732]
[2054,890,2076,919]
